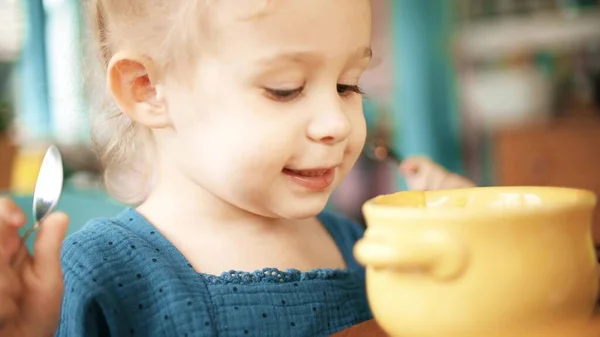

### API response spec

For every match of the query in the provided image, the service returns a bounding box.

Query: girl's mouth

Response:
[282,167,336,191]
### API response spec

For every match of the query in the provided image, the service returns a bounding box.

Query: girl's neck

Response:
[135,158,346,275]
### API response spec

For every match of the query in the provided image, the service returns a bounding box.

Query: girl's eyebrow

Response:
[258,51,321,65]
[255,46,373,66]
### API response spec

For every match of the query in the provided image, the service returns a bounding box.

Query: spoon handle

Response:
[10,221,40,269]
[21,221,40,243]
[385,147,404,164]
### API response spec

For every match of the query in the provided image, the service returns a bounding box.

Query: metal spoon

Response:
[11,145,64,267]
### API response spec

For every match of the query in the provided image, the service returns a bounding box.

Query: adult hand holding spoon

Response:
[363,140,475,191]
[11,145,65,267]
[399,156,476,191]
[0,145,69,337]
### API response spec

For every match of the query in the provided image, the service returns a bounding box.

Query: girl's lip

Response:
[282,167,336,191]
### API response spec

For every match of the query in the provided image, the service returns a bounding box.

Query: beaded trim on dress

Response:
[200,267,355,285]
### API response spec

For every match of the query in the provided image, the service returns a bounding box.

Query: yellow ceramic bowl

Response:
[354,186,599,337]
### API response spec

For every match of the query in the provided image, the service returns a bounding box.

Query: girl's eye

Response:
[264,87,304,102]
[264,84,364,102]
[337,84,365,97]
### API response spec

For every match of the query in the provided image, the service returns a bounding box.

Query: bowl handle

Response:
[353,230,468,281]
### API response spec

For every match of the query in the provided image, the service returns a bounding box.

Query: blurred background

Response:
[0,0,600,240]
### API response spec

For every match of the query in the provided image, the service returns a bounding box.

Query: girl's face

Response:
[159,0,372,219]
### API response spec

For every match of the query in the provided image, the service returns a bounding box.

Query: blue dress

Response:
[56,208,373,336]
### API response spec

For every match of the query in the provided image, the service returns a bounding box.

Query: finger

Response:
[405,164,436,191]
[408,160,450,190]
[0,235,23,268]
[31,212,69,280]
[0,198,26,228]
[455,174,476,188]
[0,199,26,264]
[0,236,23,266]
[0,264,23,308]
[9,240,31,271]
[430,170,450,190]
[398,162,419,175]
[405,174,429,191]
[0,274,22,301]
[447,174,476,189]
[0,292,19,322]
[398,156,434,176]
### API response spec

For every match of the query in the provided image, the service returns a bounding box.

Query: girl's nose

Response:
[306,101,352,145]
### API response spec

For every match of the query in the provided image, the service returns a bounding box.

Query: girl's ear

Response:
[107,52,171,129]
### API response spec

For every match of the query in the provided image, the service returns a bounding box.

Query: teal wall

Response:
[19,0,50,137]
[390,1,463,188]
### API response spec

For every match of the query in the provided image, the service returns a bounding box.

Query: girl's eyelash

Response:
[264,84,365,102]
[264,87,304,102]
[337,84,365,96]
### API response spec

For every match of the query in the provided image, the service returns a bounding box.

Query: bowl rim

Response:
[362,186,597,221]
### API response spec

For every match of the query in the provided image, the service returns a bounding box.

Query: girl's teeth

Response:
[292,169,327,177]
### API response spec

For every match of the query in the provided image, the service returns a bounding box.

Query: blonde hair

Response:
[85,0,272,205]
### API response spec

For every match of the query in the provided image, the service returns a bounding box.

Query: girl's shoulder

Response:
[58,208,216,336]
[61,208,162,272]
[60,207,198,285]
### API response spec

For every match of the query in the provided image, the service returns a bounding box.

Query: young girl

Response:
[0,1,474,336]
